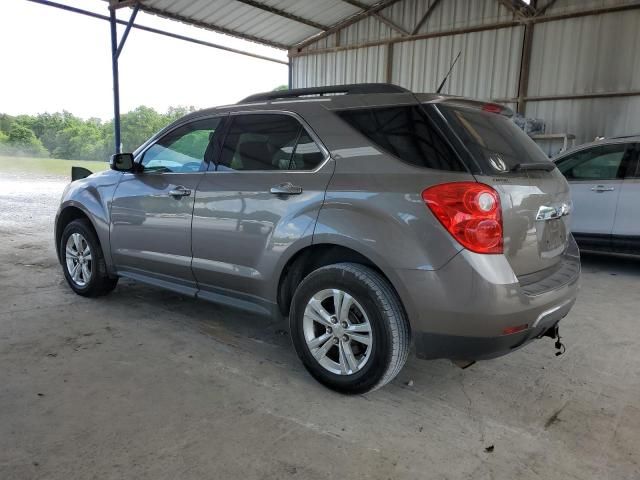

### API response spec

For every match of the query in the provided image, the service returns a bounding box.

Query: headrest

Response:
[238,141,272,170]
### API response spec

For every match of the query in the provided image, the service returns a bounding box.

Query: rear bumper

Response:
[414,297,574,360]
[393,236,580,361]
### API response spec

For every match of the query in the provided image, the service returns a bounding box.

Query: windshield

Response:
[438,105,551,173]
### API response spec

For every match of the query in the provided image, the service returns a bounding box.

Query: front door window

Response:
[142,118,222,173]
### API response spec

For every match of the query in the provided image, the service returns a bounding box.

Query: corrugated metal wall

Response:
[392,27,524,100]
[293,46,388,86]
[291,0,640,155]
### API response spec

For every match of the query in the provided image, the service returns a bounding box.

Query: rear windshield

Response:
[336,106,466,171]
[438,105,551,173]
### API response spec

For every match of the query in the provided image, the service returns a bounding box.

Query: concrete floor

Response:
[1,171,639,480]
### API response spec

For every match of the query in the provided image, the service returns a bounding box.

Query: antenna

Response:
[436,50,462,94]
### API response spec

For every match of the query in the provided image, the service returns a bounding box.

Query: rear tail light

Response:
[422,182,503,254]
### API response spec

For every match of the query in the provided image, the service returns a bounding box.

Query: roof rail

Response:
[608,133,640,140]
[240,83,411,103]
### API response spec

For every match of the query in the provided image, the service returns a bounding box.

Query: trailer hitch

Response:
[543,324,565,356]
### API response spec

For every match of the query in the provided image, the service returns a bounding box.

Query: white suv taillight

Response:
[422,182,503,254]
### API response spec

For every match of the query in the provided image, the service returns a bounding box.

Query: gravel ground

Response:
[0,171,639,480]
[0,173,65,234]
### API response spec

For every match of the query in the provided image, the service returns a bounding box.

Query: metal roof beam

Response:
[293,0,405,51]
[535,0,559,16]
[340,0,409,36]
[496,0,530,19]
[232,0,329,31]
[114,2,139,59]
[375,14,409,35]
[292,2,640,56]
[138,4,288,49]
[411,0,442,35]
[109,0,139,9]
[26,0,288,64]
[516,21,534,113]
[292,19,520,56]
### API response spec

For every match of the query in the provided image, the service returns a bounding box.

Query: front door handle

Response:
[270,182,303,195]
[591,185,615,192]
[168,186,192,198]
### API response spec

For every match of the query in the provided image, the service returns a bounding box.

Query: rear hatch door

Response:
[435,103,571,277]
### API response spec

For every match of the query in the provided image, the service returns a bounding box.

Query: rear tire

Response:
[290,263,410,394]
[60,219,118,297]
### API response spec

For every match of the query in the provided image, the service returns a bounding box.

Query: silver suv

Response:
[55,84,580,393]
[553,136,640,256]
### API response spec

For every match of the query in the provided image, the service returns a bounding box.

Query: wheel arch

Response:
[276,243,415,328]
[55,204,101,265]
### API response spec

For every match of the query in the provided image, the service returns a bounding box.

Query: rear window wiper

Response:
[512,162,556,172]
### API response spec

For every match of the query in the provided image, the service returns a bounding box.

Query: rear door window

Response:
[336,106,465,171]
[218,114,325,171]
[289,131,325,171]
[438,105,551,173]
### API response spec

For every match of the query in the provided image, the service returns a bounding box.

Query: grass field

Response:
[0,156,110,177]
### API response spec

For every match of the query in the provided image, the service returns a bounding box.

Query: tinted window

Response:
[219,114,324,171]
[289,131,324,170]
[556,144,628,180]
[336,106,464,171]
[627,143,640,178]
[439,105,551,173]
[142,118,221,173]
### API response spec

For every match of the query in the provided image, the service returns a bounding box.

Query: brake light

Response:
[422,182,503,254]
[482,103,503,114]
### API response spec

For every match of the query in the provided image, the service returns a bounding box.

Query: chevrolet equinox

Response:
[55,84,580,393]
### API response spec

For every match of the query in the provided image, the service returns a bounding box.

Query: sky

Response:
[0,0,289,120]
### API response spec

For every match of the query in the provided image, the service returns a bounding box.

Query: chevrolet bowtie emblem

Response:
[536,202,572,221]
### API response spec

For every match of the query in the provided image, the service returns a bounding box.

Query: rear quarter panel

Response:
[313,150,476,326]
[315,162,471,270]
[300,102,472,271]
[294,101,478,321]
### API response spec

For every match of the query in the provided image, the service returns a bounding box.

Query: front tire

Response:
[60,219,118,297]
[290,263,410,394]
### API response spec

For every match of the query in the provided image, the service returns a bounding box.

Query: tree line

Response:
[0,106,196,161]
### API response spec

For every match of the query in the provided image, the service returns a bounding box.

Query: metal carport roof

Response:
[30,0,431,153]
[106,0,416,50]
[108,0,573,54]
[26,0,550,153]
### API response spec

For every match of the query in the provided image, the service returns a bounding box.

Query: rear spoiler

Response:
[422,96,514,118]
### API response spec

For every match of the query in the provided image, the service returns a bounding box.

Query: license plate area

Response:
[537,218,567,258]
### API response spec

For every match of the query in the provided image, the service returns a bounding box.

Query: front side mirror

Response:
[110,153,135,171]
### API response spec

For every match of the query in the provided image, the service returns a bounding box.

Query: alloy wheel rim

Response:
[303,289,373,375]
[65,233,92,287]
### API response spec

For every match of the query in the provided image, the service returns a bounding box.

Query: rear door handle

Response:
[168,186,192,197]
[591,185,615,192]
[270,182,303,195]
